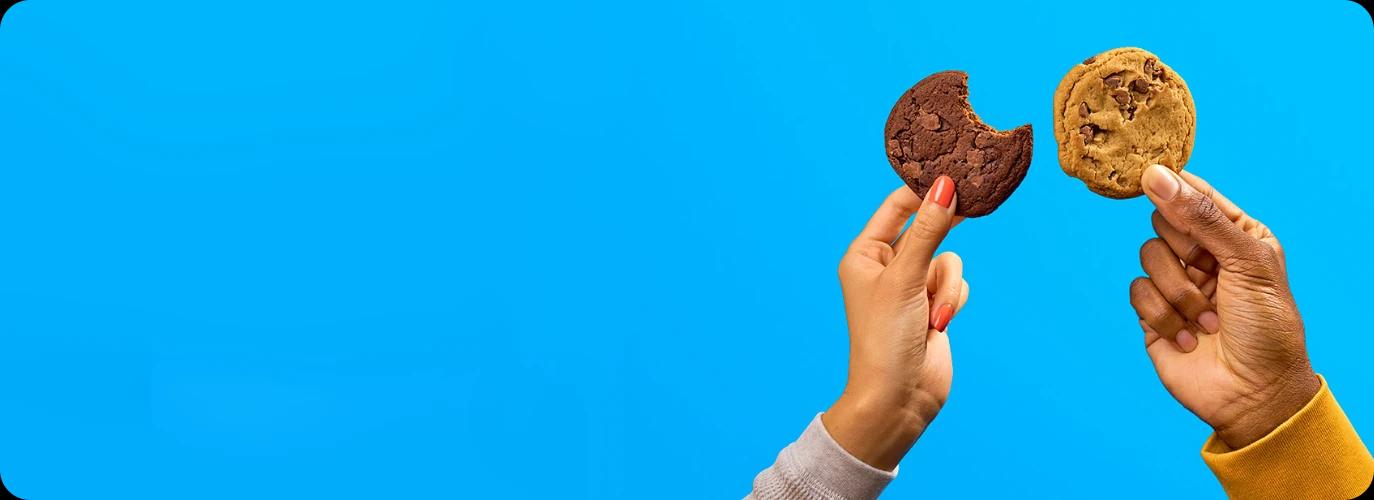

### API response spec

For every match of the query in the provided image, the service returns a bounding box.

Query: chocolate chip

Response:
[1080,124,1095,144]
[1104,75,1122,88]
[1078,102,1090,118]
[918,113,942,131]
[1131,79,1150,93]
[1111,88,1131,106]
[966,149,985,167]
[1083,55,1097,65]
[1143,58,1156,76]
[1127,105,1137,120]
[1107,170,1119,180]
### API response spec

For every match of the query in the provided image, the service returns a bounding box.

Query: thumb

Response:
[1141,165,1270,271]
[890,176,957,285]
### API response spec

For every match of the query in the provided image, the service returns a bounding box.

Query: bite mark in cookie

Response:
[884,71,1033,217]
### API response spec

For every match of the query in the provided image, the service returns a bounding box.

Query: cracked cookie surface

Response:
[1053,47,1195,199]
[885,71,1032,217]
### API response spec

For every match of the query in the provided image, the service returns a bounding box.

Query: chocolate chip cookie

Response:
[885,71,1033,217]
[1053,48,1195,198]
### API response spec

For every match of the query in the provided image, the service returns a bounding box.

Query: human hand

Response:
[822,177,969,471]
[1130,165,1319,449]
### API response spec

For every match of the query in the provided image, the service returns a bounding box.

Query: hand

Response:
[1130,165,1319,449]
[822,177,968,471]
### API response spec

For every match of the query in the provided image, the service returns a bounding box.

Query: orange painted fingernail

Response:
[931,303,955,331]
[929,175,955,209]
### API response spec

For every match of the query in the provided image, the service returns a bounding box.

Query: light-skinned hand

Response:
[822,177,968,471]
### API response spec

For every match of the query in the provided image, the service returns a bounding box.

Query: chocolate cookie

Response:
[1053,47,1195,198]
[885,71,1033,217]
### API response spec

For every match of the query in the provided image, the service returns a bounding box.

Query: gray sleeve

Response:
[745,413,897,500]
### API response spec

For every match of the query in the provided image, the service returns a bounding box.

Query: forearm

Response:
[746,414,896,500]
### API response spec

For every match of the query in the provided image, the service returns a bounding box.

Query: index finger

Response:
[1152,210,1218,274]
[856,185,921,246]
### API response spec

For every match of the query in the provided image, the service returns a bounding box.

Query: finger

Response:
[1178,171,1247,223]
[856,186,921,247]
[1151,210,1218,274]
[1141,165,1273,272]
[1186,266,1219,300]
[1180,171,1286,262]
[1139,239,1217,333]
[1140,320,1161,346]
[847,186,922,266]
[893,215,965,254]
[1193,269,1218,298]
[1186,266,1210,288]
[1139,320,1188,365]
[957,279,970,313]
[1129,277,1198,352]
[889,175,957,284]
[925,252,963,331]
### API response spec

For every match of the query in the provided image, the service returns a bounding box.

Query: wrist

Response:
[1213,367,1320,449]
[822,387,936,471]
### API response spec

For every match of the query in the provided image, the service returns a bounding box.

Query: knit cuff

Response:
[1201,375,1374,500]
[774,413,896,499]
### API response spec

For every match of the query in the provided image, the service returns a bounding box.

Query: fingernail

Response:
[1143,164,1180,201]
[1197,311,1220,334]
[1176,329,1198,353]
[930,303,954,331]
[929,175,955,209]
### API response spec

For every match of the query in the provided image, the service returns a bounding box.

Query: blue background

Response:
[0,0,1368,498]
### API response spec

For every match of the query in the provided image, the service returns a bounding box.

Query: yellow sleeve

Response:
[1202,375,1374,499]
